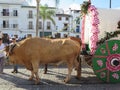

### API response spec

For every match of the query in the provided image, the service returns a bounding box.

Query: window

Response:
[3,20,9,28]
[64,34,68,38]
[47,22,51,30]
[39,22,42,29]
[2,9,9,16]
[76,35,79,38]
[58,17,62,20]
[28,10,33,18]
[13,24,18,28]
[63,23,68,31]
[13,10,18,16]
[39,16,42,19]
[76,26,80,33]
[66,17,69,21]
[27,34,32,38]
[28,21,33,29]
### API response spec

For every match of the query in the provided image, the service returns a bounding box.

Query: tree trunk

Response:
[42,19,45,37]
[36,0,40,37]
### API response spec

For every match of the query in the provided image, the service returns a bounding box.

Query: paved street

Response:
[0,63,120,90]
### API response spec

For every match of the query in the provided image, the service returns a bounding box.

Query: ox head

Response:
[4,44,17,64]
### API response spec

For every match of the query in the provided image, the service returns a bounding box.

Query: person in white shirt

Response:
[0,38,5,74]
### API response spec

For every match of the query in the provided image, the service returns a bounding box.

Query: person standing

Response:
[0,38,5,74]
[11,37,18,73]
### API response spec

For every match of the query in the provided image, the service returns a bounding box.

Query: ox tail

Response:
[77,54,81,64]
[74,53,81,70]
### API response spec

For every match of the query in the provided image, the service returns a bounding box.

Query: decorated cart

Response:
[81,1,120,83]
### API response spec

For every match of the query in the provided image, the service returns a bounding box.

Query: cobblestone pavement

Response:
[0,63,120,90]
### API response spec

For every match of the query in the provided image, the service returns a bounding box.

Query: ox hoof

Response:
[63,79,69,83]
[75,76,81,80]
[35,82,40,85]
[28,77,34,81]
[44,71,47,74]
[35,81,40,85]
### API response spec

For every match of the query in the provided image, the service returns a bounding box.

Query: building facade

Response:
[0,0,81,39]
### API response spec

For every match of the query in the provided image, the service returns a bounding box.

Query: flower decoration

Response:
[112,43,118,51]
[97,30,120,45]
[97,60,103,67]
[112,73,119,79]
[88,5,100,55]
[100,72,106,78]
[106,54,120,72]
[100,48,106,54]
[81,2,99,55]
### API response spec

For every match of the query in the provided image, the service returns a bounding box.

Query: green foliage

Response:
[39,5,56,25]
[39,5,56,37]
[81,1,91,17]
[97,30,120,45]
[74,17,80,24]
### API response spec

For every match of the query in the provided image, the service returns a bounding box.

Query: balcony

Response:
[1,12,18,17]
[1,24,9,28]
[28,25,34,29]
[28,14,33,18]
[1,24,19,29]
[12,13,18,17]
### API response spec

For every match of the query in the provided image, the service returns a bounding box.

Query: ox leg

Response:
[64,61,73,83]
[31,61,40,84]
[44,64,48,74]
[29,71,34,80]
[34,72,39,85]
[74,57,81,80]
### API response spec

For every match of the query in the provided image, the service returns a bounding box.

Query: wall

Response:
[84,8,120,44]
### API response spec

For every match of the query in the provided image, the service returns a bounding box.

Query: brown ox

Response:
[5,37,81,84]
[44,37,82,74]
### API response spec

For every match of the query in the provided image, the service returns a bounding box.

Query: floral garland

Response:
[81,1,91,49]
[88,5,100,55]
[81,1,100,55]
[97,30,120,45]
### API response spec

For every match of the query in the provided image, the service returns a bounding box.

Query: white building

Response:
[0,0,81,39]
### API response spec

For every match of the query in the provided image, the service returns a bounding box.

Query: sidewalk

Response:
[0,64,120,90]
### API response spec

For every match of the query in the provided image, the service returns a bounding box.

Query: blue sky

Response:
[31,0,120,10]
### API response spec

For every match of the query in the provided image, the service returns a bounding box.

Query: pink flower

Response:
[100,72,106,78]
[112,43,118,51]
[112,73,119,79]
[100,48,106,54]
[86,5,99,55]
[97,60,103,67]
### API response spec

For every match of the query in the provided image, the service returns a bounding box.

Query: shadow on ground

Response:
[0,64,104,90]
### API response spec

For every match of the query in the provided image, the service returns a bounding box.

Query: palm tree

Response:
[39,5,55,37]
[36,0,41,37]
[109,0,111,8]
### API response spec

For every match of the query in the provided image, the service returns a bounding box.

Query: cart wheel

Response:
[92,40,120,83]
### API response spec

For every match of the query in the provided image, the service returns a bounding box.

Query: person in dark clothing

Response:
[11,37,18,73]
